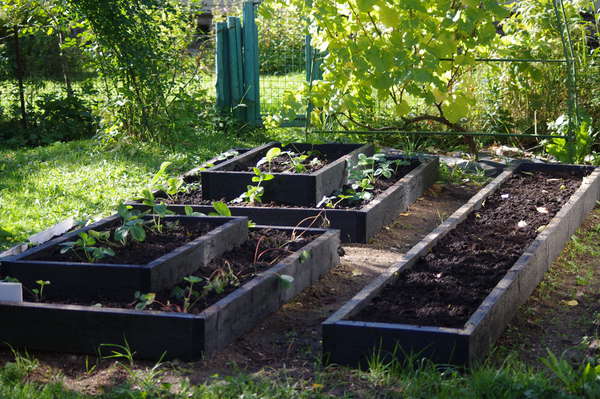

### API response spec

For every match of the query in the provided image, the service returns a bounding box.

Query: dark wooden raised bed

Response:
[322,162,600,367]
[129,156,439,243]
[201,142,374,206]
[0,216,248,300]
[0,226,340,360]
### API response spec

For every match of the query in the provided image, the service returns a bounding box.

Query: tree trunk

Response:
[57,30,73,97]
[13,25,27,129]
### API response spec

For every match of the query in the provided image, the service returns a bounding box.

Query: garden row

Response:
[0,142,598,367]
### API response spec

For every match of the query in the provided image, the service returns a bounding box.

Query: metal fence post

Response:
[243,2,261,126]
[227,16,246,121]
[215,22,231,112]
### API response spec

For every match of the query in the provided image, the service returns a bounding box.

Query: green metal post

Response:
[215,22,231,111]
[243,2,261,126]
[227,16,246,121]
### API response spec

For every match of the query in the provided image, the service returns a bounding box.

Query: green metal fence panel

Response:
[214,2,261,126]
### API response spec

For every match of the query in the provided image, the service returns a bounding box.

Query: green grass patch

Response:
[1,349,600,398]
[0,131,264,251]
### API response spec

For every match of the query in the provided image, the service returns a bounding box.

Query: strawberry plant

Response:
[59,231,116,263]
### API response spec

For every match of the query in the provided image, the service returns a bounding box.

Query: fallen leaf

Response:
[351,269,363,277]
[312,384,324,390]
[400,212,410,216]
[536,225,546,233]
[536,207,549,214]
[564,300,579,306]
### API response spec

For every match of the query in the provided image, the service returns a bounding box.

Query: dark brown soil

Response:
[231,147,330,174]
[251,152,326,174]
[25,220,215,265]
[44,229,317,314]
[352,170,585,328]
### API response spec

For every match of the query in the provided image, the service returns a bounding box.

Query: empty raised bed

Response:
[129,155,439,243]
[0,215,247,300]
[201,142,373,206]
[0,226,339,360]
[322,162,600,367]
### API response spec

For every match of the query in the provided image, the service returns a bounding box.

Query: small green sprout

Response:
[32,280,51,302]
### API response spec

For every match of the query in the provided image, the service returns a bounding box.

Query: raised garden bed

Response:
[0,215,248,300]
[0,226,340,360]
[129,155,439,243]
[322,162,600,367]
[201,142,374,206]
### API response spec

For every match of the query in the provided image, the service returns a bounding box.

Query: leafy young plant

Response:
[31,280,50,302]
[59,230,115,263]
[347,153,409,202]
[209,201,232,217]
[234,168,274,204]
[181,275,203,313]
[133,291,156,311]
[544,115,597,164]
[114,203,147,246]
[256,147,283,172]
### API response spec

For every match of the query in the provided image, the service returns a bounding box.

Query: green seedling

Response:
[256,147,283,172]
[60,231,115,263]
[234,168,274,204]
[184,205,206,217]
[147,161,184,198]
[209,201,232,217]
[133,291,156,310]
[115,203,147,245]
[181,275,203,313]
[31,280,50,302]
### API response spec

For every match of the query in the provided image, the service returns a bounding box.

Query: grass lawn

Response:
[0,131,266,252]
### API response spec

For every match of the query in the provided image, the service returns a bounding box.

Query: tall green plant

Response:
[263,0,508,145]
[65,0,202,142]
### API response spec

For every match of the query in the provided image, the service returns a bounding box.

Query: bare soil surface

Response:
[353,171,584,327]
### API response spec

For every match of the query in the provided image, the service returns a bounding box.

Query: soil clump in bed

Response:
[41,229,317,313]
[352,170,586,328]
[25,220,214,265]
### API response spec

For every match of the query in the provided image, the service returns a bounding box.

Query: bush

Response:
[0,91,96,147]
